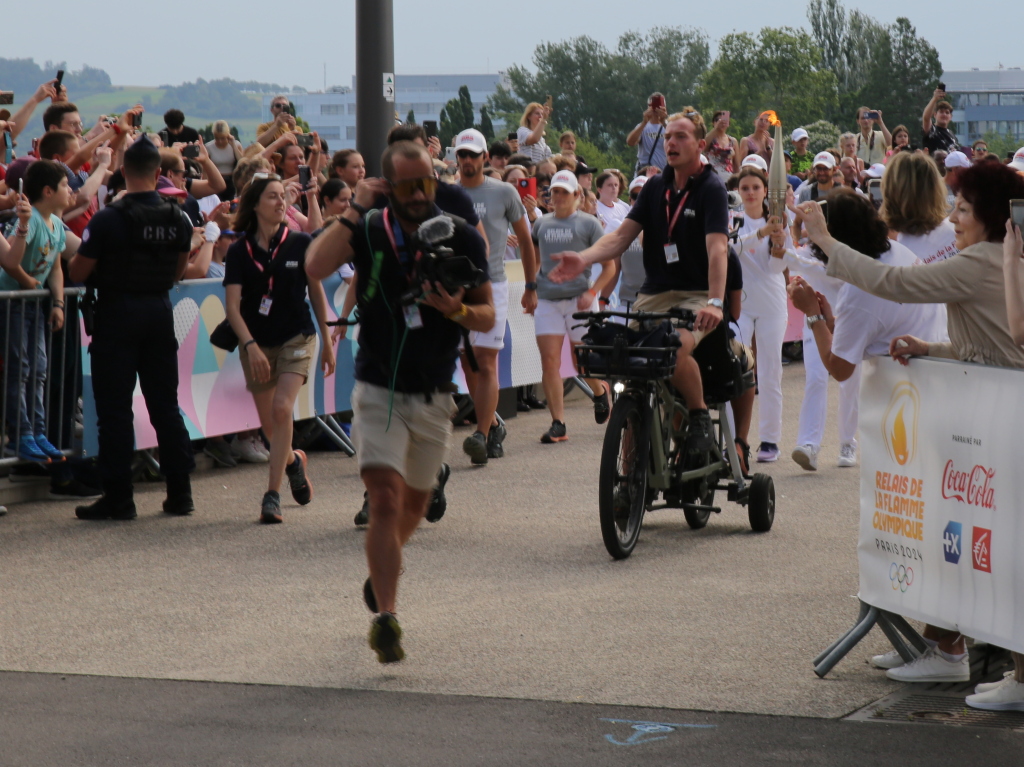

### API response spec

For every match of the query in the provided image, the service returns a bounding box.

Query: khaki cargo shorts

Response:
[240,333,316,393]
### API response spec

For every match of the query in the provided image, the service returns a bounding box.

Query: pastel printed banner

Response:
[80,267,570,454]
[858,356,1024,653]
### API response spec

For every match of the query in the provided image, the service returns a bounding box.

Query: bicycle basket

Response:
[575,320,681,380]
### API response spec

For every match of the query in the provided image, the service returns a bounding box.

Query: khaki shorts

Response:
[630,291,711,346]
[731,339,755,373]
[352,381,455,491]
[240,333,316,393]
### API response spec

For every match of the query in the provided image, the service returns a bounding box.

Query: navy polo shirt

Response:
[626,163,729,294]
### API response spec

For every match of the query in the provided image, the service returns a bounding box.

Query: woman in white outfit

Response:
[731,165,790,462]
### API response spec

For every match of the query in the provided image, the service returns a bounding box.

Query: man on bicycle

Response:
[550,108,729,451]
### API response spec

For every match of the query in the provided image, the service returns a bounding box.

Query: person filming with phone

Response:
[549,109,730,454]
[627,93,668,175]
[306,141,494,664]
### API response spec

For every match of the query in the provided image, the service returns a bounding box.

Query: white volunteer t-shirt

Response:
[896,220,958,265]
[831,241,948,364]
[595,199,630,232]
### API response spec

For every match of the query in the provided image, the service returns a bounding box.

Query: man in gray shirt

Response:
[455,129,537,465]
[531,170,616,444]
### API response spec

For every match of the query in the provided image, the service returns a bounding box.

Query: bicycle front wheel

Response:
[598,394,650,559]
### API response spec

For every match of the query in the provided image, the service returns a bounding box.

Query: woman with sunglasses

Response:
[224,175,336,523]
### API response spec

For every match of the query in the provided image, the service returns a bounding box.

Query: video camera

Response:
[401,215,488,306]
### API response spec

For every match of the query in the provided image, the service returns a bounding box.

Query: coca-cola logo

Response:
[941,460,996,509]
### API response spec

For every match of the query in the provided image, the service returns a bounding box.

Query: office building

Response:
[944,68,1024,146]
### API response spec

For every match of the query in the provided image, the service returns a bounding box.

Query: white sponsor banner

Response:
[858,356,1024,653]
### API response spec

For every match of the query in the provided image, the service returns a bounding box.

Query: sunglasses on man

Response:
[389,176,438,197]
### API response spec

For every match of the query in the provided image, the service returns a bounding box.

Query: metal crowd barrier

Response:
[0,288,85,468]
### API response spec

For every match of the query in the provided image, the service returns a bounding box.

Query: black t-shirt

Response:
[351,206,489,392]
[223,225,316,347]
[922,125,958,155]
[371,183,480,227]
[725,251,742,321]
[626,163,729,294]
[179,188,203,226]
[161,125,201,145]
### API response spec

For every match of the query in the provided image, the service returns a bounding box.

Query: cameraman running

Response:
[306,141,494,663]
[550,109,729,451]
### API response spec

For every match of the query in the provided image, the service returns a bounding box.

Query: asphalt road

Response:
[1,366,1020,763]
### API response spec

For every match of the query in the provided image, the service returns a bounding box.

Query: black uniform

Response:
[77,190,196,504]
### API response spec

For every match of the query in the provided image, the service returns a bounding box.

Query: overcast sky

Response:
[5,0,1017,90]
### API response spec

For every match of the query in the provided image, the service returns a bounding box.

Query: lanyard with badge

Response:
[382,207,425,329]
[246,227,289,316]
[663,186,690,264]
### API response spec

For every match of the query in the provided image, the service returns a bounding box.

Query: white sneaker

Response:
[871,649,910,669]
[966,678,1024,711]
[792,444,818,471]
[975,670,1015,694]
[255,436,270,458]
[236,436,269,463]
[838,442,857,467]
[885,646,970,682]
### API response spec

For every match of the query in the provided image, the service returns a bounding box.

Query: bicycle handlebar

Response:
[571,307,697,325]
[326,317,358,327]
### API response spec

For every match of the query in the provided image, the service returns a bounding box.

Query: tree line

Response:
[487,1,943,157]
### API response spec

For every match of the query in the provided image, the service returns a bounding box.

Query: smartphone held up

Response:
[1010,199,1024,231]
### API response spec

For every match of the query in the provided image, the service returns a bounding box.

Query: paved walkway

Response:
[2,366,1016,763]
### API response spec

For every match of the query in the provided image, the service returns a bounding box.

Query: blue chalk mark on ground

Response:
[600,718,717,746]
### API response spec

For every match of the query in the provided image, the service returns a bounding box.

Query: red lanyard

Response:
[246,227,289,295]
[665,188,690,241]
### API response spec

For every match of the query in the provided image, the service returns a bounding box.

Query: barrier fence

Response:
[0,288,84,468]
[858,356,1024,655]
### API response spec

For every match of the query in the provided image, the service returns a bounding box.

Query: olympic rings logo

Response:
[890,563,914,592]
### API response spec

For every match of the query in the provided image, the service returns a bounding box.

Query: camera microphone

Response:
[416,215,455,246]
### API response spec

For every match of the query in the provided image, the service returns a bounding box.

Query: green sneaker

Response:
[368,612,405,664]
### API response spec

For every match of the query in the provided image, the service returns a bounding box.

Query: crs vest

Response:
[92,196,185,293]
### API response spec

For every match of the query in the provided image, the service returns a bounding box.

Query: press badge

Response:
[403,303,424,329]
[259,296,273,316]
[664,243,680,264]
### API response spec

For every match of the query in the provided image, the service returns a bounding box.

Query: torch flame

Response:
[762,110,781,127]
[891,405,909,465]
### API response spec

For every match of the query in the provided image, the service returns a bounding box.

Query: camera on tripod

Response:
[401,215,488,306]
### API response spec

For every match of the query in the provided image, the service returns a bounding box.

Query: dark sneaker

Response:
[363,576,378,613]
[426,463,450,523]
[684,409,715,453]
[34,434,66,462]
[486,422,506,459]
[49,478,102,500]
[756,442,780,463]
[368,612,405,664]
[540,420,568,444]
[525,393,547,410]
[462,430,488,465]
[594,386,611,425]
[162,494,195,515]
[285,449,312,505]
[203,440,238,468]
[75,495,137,521]
[354,491,370,526]
[260,491,282,524]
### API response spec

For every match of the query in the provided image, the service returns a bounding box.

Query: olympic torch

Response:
[765,111,787,224]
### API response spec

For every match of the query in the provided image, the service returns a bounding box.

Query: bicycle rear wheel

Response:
[599,394,650,559]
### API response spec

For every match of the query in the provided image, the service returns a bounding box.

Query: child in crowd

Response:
[0,160,81,462]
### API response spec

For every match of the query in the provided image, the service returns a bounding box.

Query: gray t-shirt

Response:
[533,211,604,300]
[619,232,645,303]
[461,176,526,283]
[634,121,666,171]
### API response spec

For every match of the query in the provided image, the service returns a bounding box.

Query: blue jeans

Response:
[1,301,48,440]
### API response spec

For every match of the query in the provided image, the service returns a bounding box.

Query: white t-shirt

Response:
[831,241,948,364]
[733,213,791,316]
[516,126,551,164]
[896,221,958,265]
[595,199,629,232]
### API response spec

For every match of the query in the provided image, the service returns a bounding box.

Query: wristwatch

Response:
[446,304,468,323]
[806,313,826,328]
[706,298,724,310]
[524,282,537,291]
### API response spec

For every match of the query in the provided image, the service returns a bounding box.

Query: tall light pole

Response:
[355,0,395,177]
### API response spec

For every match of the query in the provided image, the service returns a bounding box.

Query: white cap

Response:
[549,169,579,193]
[628,176,647,192]
[454,128,487,155]
[812,151,837,169]
[791,128,809,142]
[944,151,971,169]
[740,154,768,172]
[864,163,886,179]
[1010,147,1024,172]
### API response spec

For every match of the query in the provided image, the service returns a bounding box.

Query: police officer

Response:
[68,134,196,520]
